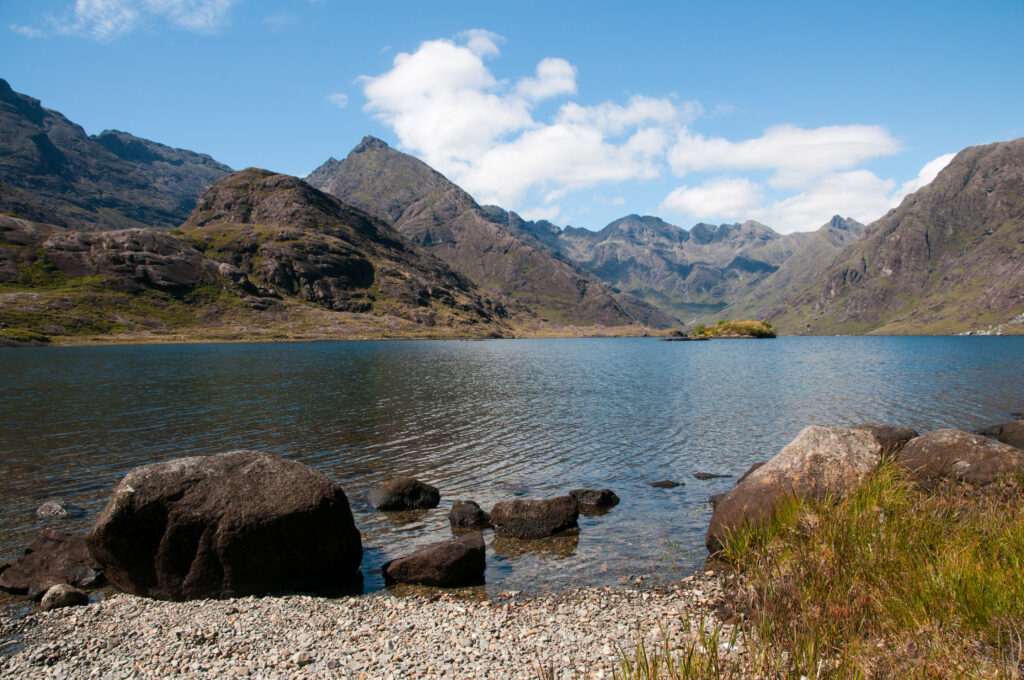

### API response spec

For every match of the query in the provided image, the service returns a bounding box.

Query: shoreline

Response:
[1,572,733,680]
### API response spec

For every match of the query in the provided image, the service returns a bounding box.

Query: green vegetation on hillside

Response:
[691,319,776,338]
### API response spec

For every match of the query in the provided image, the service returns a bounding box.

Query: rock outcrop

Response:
[490,496,579,539]
[706,426,890,552]
[367,478,441,511]
[382,532,485,587]
[895,429,1024,487]
[86,450,362,600]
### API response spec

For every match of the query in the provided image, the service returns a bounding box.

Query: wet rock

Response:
[448,500,490,529]
[568,489,620,508]
[850,423,919,454]
[692,472,730,481]
[649,480,682,489]
[40,584,88,611]
[708,493,726,508]
[1001,420,1024,449]
[367,478,440,511]
[86,450,362,600]
[0,529,99,597]
[382,532,485,587]
[34,500,69,519]
[490,496,579,539]
[737,462,765,483]
[895,429,1024,487]
[706,426,884,553]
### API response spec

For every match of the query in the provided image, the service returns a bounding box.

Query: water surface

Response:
[1,336,1022,595]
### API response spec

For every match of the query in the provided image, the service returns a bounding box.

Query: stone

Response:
[568,489,620,508]
[850,423,919,454]
[708,493,726,508]
[489,496,579,539]
[290,651,313,667]
[895,429,1024,488]
[35,500,70,519]
[382,532,485,587]
[1000,419,1024,449]
[0,529,100,597]
[649,480,682,489]
[706,426,884,553]
[448,500,490,529]
[737,462,765,483]
[40,584,88,611]
[367,478,440,511]
[86,450,362,600]
[692,473,730,481]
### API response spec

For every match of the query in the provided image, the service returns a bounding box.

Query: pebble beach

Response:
[1,572,734,680]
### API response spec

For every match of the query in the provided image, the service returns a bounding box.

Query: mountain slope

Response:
[743,138,1024,334]
[0,78,231,230]
[307,137,674,328]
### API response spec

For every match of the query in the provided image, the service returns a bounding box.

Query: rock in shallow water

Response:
[490,496,579,539]
[382,532,485,587]
[367,478,440,511]
[448,500,490,528]
[86,450,362,600]
[569,489,620,508]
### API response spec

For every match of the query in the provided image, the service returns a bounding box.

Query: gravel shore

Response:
[1,572,733,679]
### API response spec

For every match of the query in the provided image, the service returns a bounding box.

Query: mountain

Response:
[1,170,514,341]
[306,137,675,328]
[0,78,231,231]
[731,138,1024,334]
[548,215,814,320]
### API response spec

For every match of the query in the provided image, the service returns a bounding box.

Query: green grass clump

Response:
[692,319,776,338]
[613,464,1024,678]
[0,328,50,343]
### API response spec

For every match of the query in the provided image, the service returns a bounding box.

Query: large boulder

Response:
[449,500,490,529]
[86,450,362,600]
[490,496,579,539]
[382,532,485,587]
[367,478,440,511]
[895,429,1024,487]
[0,529,102,598]
[706,426,884,553]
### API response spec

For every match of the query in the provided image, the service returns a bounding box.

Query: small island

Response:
[662,319,777,341]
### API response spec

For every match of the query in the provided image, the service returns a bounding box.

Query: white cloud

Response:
[756,170,896,232]
[519,205,562,222]
[361,31,692,208]
[10,23,48,38]
[262,12,296,32]
[326,92,348,108]
[669,123,902,188]
[892,152,955,204]
[661,178,764,220]
[516,58,577,102]
[45,0,236,40]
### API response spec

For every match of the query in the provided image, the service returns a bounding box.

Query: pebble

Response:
[0,572,736,679]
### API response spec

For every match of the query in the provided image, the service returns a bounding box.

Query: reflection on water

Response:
[1,336,1023,597]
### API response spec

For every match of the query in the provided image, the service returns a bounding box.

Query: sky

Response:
[2,1,1023,234]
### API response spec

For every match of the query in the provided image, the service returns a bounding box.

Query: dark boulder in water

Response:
[448,500,490,528]
[367,477,440,511]
[490,496,579,539]
[382,531,485,587]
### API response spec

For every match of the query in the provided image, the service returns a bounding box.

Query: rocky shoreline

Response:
[2,572,734,680]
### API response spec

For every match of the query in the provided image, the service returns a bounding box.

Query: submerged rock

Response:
[568,489,620,508]
[649,480,682,489]
[448,500,490,529]
[706,426,885,553]
[490,496,579,539]
[692,472,731,481]
[34,500,70,519]
[86,450,362,600]
[896,429,1024,487]
[382,531,485,587]
[367,478,440,511]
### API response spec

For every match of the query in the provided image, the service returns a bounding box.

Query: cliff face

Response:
[0,78,231,230]
[307,138,675,328]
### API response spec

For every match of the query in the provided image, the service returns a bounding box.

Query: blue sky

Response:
[2,1,1022,233]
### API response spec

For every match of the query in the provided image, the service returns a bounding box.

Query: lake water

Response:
[1,336,1023,597]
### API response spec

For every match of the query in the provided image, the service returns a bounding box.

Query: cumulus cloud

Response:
[661,178,764,221]
[361,31,695,211]
[41,0,237,41]
[326,92,348,108]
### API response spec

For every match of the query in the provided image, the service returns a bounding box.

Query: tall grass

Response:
[616,464,1024,679]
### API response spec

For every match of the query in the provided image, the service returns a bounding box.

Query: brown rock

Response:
[40,584,88,611]
[998,419,1024,449]
[86,450,362,600]
[490,496,579,539]
[568,489,620,508]
[367,478,440,511]
[706,426,883,553]
[850,423,919,454]
[895,429,1024,487]
[448,500,490,529]
[382,532,485,587]
[0,529,100,597]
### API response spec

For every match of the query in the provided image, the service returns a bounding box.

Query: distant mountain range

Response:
[1,77,1022,339]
